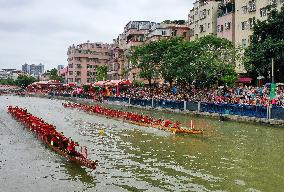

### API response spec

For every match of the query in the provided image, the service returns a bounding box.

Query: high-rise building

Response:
[188,0,219,41]
[22,63,44,76]
[66,42,113,85]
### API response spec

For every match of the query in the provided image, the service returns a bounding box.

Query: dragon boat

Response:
[7,106,97,169]
[63,102,203,135]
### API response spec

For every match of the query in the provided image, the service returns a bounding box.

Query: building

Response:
[234,0,283,72]
[188,0,219,41]
[66,42,113,85]
[59,67,68,83]
[40,71,51,81]
[107,41,125,80]
[116,21,157,81]
[145,21,190,43]
[235,0,284,48]
[0,69,25,80]
[22,63,44,76]
[217,0,235,43]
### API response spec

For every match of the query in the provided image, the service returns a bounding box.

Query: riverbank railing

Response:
[45,93,284,120]
[104,96,284,120]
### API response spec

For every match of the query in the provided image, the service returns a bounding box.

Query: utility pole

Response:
[271,58,275,83]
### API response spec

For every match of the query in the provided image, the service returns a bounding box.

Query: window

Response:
[76,64,81,68]
[248,35,253,44]
[75,78,81,83]
[69,71,73,75]
[162,30,166,35]
[189,29,194,37]
[248,1,256,12]
[217,25,224,32]
[248,17,256,29]
[68,64,73,68]
[76,71,81,76]
[241,21,248,30]
[208,9,210,15]
[183,32,187,37]
[260,8,267,17]
[172,30,177,36]
[199,25,205,33]
[199,9,207,20]
[242,39,247,47]
[225,22,231,30]
[68,78,73,82]
[269,0,277,5]
[242,6,248,14]
[208,23,210,29]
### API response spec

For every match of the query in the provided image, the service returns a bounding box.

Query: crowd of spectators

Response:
[119,85,284,107]
[24,83,284,107]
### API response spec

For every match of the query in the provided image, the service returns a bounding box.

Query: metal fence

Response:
[200,103,267,119]
[105,97,284,120]
[46,94,284,120]
[271,107,284,120]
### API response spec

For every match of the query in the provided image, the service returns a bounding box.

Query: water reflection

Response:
[62,161,96,186]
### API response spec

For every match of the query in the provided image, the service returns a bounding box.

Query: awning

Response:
[237,77,252,83]
[92,79,132,86]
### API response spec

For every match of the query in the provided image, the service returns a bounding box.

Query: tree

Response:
[15,75,36,88]
[130,37,182,85]
[96,66,107,81]
[0,78,16,85]
[245,6,284,82]
[129,35,238,87]
[190,35,237,87]
[163,35,238,87]
[49,68,63,82]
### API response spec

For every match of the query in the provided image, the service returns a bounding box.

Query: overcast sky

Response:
[0,0,194,70]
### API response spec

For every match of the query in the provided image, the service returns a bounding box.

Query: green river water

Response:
[0,96,283,192]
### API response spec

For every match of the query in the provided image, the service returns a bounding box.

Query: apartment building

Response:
[146,22,190,43]
[116,21,157,82]
[107,42,125,80]
[66,42,113,85]
[235,0,283,48]
[217,0,235,42]
[234,0,283,72]
[188,0,219,41]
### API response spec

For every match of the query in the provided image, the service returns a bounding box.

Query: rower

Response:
[67,141,76,156]
[164,119,172,127]
[51,136,58,147]
[172,121,181,129]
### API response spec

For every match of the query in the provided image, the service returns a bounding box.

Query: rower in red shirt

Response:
[164,119,172,127]
[67,141,76,156]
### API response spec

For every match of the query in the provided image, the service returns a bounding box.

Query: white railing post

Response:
[152,99,154,108]
[184,101,187,111]
[198,102,201,113]
[267,105,271,119]
[128,98,131,104]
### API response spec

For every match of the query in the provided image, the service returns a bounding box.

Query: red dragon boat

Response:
[7,106,97,169]
[63,102,203,135]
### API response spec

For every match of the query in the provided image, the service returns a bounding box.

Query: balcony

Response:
[218,2,235,17]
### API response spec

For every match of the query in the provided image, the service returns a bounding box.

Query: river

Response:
[0,95,283,192]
